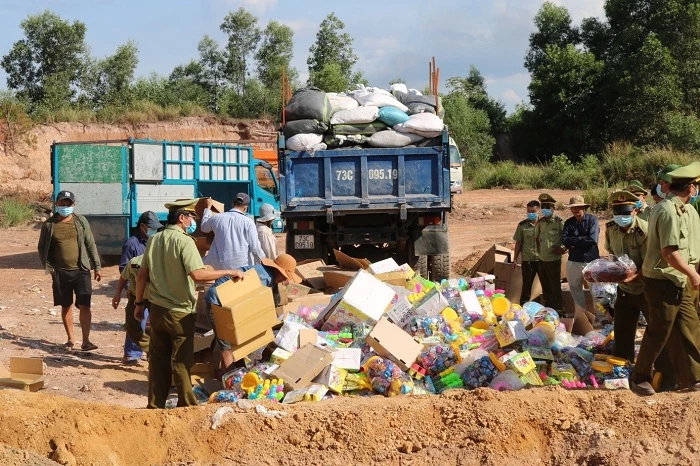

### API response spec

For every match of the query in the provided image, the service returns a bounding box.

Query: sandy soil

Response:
[1,188,694,466]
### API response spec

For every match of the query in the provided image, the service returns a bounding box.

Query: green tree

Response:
[443,92,495,165]
[256,21,297,90]
[307,13,358,87]
[93,41,139,107]
[446,66,508,135]
[525,2,579,72]
[196,36,227,110]
[1,10,87,110]
[220,7,261,94]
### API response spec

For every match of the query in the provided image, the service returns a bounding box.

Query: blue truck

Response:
[51,138,281,257]
[278,129,452,280]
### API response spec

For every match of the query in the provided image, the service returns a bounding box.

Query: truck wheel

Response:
[415,255,428,278]
[430,253,451,281]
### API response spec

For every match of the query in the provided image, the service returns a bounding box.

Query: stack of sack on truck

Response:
[283,83,445,151]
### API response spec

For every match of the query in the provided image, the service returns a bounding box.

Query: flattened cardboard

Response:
[231,328,274,361]
[272,343,335,390]
[299,328,319,348]
[319,266,357,291]
[494,262,542,303]
[369,258,401,275]
[295,260,327,290]
[562,289,596,316]
[365,317,423,371]
[211,269,278,345]
[471,244,513,277]
[330,348,362,371]
[333,249,371,271]
[313,365,347,394]
[0,357,46,392]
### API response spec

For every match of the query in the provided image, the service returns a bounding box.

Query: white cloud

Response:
[219,0,278,14]
[500,89,524,107]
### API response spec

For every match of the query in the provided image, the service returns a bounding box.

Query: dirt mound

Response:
[0,443,58,466]
[1,388,699,465]
[453,249,484,276]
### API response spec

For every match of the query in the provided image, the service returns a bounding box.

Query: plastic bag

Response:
[489,370,526,391]
[330,106,380,125]
[285,87,331,123]
[582,255,636,283]
[377,106,411,126]
[211,407,234,429]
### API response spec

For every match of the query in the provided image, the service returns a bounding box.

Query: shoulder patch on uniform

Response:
[606,220,615,228]
[633,226,646,237]
[518,219,529,225]
[554,216,563,222]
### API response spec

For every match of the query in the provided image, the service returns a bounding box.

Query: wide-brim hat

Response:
[565,195,590,208]
[262,254,302,284]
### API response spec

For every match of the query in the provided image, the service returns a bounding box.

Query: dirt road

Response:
[2,188,694,466]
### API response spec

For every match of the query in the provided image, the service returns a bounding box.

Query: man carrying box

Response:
[134,202,244,409]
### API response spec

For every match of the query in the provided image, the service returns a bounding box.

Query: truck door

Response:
[254,161,283,232]
[51,143,130,256]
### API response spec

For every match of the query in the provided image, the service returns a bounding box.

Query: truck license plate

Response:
[294,235,314,249]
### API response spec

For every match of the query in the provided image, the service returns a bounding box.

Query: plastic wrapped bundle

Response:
[583,255,637,283]
[285,87,331,123]
[461,355,498,389]
[364,356,414,397]
[416,344,459,376]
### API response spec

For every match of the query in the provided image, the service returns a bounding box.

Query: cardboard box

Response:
[494,320,529,348]
[374,271,408,287]
[279,283,320,304]
[320,266,357,291]
[277,294,333,321]
[365,317,423,371]
[230,328,274,361]
[471,244,513,277]
[414,288,448,317]
[333,249,371,270]
[493,262,542,303]
[319,270,395,331]
[193,328,215,353]
[195,197,226,219]
[331,348,362,371]
[274,320,310,352]
[272,344,335,391]
[0,358,46,392]
[386,286,415,328]
[313,365,348,394]
[505,351,536,375]
[295,260,327,290]
[211,269,278,345]
[369,258,401,275]
[562,289,596,316]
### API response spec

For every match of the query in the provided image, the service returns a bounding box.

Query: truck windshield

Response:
[449,145,462,166]
[255,164,278,196]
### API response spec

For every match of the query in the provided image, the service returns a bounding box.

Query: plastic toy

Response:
[221,368,247,391]
[208,390,244,403]
[364,356,414,397]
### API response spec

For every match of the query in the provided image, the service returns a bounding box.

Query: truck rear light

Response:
[294,220,314,230]
[419,215,441,226]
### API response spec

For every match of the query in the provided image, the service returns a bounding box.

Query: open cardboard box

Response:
[295,259,328,290]
[319,266,357,291]
[211,269,278,346]
[471,244,513,277]
[493,262,543,303]
[272,343,335,391]
[365,317,423,372]
[276,293,333,320]
[0,357,46,392]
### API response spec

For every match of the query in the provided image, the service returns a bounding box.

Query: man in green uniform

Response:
[535,193,565,312]
[513,200,540,305]
[625,183,653,222]
[134,203,244,409]
[631,163,700,395]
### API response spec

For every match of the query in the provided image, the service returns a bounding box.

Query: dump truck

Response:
[277,130,452,280]
[51,138,282,257]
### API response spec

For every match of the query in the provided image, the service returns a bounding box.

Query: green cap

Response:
[538,193,557,205]
[609,190,639,206]
[624,184,647,196]
[164,198,198,213]
[658,164,682,182]
[667,162,700,184]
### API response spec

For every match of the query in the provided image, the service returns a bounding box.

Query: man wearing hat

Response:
[114,211,163,364]
[625,183,653,222]
[201,192,266,270]
[513,200,541,305]
[38,190,102,352]
[205,253,302,373]
[535,193,565,312]
[563,195,600,312]
[256,203,278,260]
[134,204,244,408]
[631,163,700,395]
[656,164,682,201]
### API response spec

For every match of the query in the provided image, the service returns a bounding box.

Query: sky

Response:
[0,0,606,113]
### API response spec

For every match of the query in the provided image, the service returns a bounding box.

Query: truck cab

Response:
[449,138,464,194]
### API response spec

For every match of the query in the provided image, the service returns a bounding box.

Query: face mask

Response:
[527,213,538,222]
[690,195,699,204]
[541,208,553,218]
[613,215,633,228]
[635,200,643,209]
[185,219,197,235]
[656,184,667,200]
[146,228,158,237]
[56,206,74,217]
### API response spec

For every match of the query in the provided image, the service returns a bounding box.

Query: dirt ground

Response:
[1,188,697,466]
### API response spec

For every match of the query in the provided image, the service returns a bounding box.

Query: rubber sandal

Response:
[80,342,98,352]
[62,342,74,350]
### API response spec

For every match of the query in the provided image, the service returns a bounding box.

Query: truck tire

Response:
[430,253,451,281]
[415,255,428,278]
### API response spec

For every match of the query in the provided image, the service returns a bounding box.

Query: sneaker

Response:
[631,380,656,396]
[692,382,700,392]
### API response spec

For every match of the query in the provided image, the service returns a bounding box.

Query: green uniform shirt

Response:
[120,255,143,295]
[142,225,204,314]
[637,205,653,222]
[513,220,538,262]
[604,217,647,295]
[642,195,691,287]
[688,204,700,266]
[535,215,564,262]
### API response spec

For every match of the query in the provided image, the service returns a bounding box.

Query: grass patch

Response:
[0,196,34,228]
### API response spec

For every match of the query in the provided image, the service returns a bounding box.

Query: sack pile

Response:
[283,84,446,151]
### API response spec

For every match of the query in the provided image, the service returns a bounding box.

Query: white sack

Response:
[327,92,359,114]
[355,91,409,112]
[367,130,423,148]
[330,106,380,125]
[390,83,408,94]
[394,112,444,134]
[286,133,325,152]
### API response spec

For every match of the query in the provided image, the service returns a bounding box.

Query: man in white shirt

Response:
[256,203,278,260]
[201,193,265,269]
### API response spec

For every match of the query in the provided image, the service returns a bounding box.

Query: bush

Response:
[0,197,34,228]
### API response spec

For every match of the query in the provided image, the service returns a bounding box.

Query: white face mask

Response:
[656,183,667,200]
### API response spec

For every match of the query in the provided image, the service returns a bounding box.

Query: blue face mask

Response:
[527,212,538,222]
[185,219,197,235]
[613,215,633,228]
[56,206,74,217]
[635,200,643,209]
[690,194,699,204]
[146,228,158,237]
[541,208,553,218]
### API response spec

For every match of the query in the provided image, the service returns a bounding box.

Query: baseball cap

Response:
[235,192,251,205]
[256,203,277,223]
[56,190,76,203]
[138,211,164,229]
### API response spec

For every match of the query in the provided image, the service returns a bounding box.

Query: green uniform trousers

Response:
[147,304,197,409]
[125,293,150,353]
[520,261,539,305]
[538,259,563,312]
[633,277,700,385]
